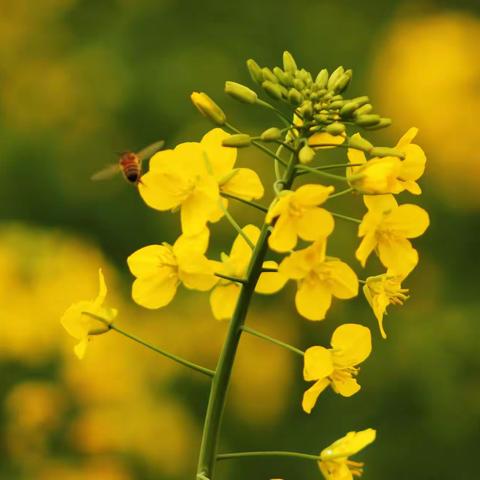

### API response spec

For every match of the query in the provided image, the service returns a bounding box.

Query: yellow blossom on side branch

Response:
[266,184,335,252]
[60,269,117,359]
[127,230,216,309]
[319,428,376,480]
[210,225,286,320]
[302,324,371,413]
[356,194,429,276]
[363,272,409,339]
[279,240,358,321]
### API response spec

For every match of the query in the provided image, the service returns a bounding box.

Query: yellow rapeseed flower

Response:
[356,194,429,276]
[302,324,371,413]
[279,240,358,321]
[60,269,117,359]
[309,131,346,149]
[210,225,286,320]
[347,130,426,195]
[363,272,409,339]
[138,139,220,236]
[318,428,376,480]
[266,184,335,252]
[127,230,216,309]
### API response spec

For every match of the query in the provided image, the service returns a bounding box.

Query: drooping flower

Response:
[210,224,287,320]
[347,129,426,195]
[200,128,264,203]
[356,194,429,276]
[266,184,335,252]
[363,272,409,339]
[302,324,371,413]
[318,428,376,480]
[138,140,220,236]
[127,229,216,309]
[279,240,358,321]
[60,269,117,359]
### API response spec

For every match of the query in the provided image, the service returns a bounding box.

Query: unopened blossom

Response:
[319,428,376,480]
[267,184,335,252]
[127,230,216,309]
[363,272,409,338]
[61,269,117,359]
[279,240,358,321]
[210,224,286,320]
[302,324,371,413]
[347,129,426,195]
[356,194,429,276]
[138,139,220,236]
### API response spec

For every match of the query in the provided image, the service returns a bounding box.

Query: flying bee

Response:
[91,140,165,185]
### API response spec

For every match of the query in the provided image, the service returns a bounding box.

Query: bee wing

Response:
[91,163,121,181]
[137,140,165,161]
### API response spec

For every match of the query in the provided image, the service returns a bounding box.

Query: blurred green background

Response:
[1,0,479,479]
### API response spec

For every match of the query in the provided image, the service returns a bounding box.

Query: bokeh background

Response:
[1,0,479,479]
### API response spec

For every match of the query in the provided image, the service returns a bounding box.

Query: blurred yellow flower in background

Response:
[61,269,117,359]
[279,240,358,321]
[319,428,376,480]
[302,324,371,413]
[371,12,480,207]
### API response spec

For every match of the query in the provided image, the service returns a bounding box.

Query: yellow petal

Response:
[399,144,426,181]
[309,132,345,149]
[268,215,298,252]
[95,268,107,305]
[330,323,372,366]
[330,374,361,397]
[132,275,178,309]
[209,283,240,320]
[355,232,377,267]
[347,142,367,176]
[294,184,334,207]
[321,428,376,460]
[303,346,334,381]
[74,337,89,360]
[324,260,359,299]
[148,149,177,172]
[230,224,259,264]
[178,254,216,291]
[396,127,418,148]
[256,261,287,294]
[377,236,418,276]
[363,193,397,212]
[200,128,237,179]
[295,279,332,321]
[139,171,188,211]
[127,245,175,278]
[278,249,310,280]
[265,194,291,224]
[173,142,208,176]
[296,208,335,242]
[302,378,330,413]
[173,229,210,256]
[384,204,430,238]
[221,168,264,200]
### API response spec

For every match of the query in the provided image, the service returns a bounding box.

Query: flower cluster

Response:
[61,51,429,480]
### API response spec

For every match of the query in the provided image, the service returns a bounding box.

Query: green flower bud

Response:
[190,92,226,126]
[333,69,352,93]
[298,68,313,84]
[262,80,285,100]
[283,51,298,73]
[262,67,278,83]
[354,104,373,116]
[317,88,328,97]
[315,69,329,88]
[348,135,374,152]
[329,100,345,109]
[225,81,258,104]
[299,144,316,164]
[293,78,305,91]
[340,101,360,117]
[325,122,346,135]
[355,114,381,127]
[260,127,283,141]
[351,96,370,107]
[364,118,392,130]
[314,113,329,123]
[273,66,293,86]
[246,59,264,84]
[327,66,345,90]
[298,100,313,119]
[288,88,303,106]
[222,134,251,148]
[370,147,405,159]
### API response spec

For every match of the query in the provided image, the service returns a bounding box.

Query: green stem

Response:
[218,199,255,249]
[327,187,354,199]
[241,326,304,356]
[296,163,363,176]
[217,451,321,462]
[255,99,293,127]
[331,212,361,224]
[220,192,268,213]
[214,272,247,284]
[295,164,348,182]
[196,150,298,480]
[309,143,348,149]
[110,324,215,377]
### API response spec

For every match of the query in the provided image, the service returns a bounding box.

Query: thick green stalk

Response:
[196,151,298,480]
